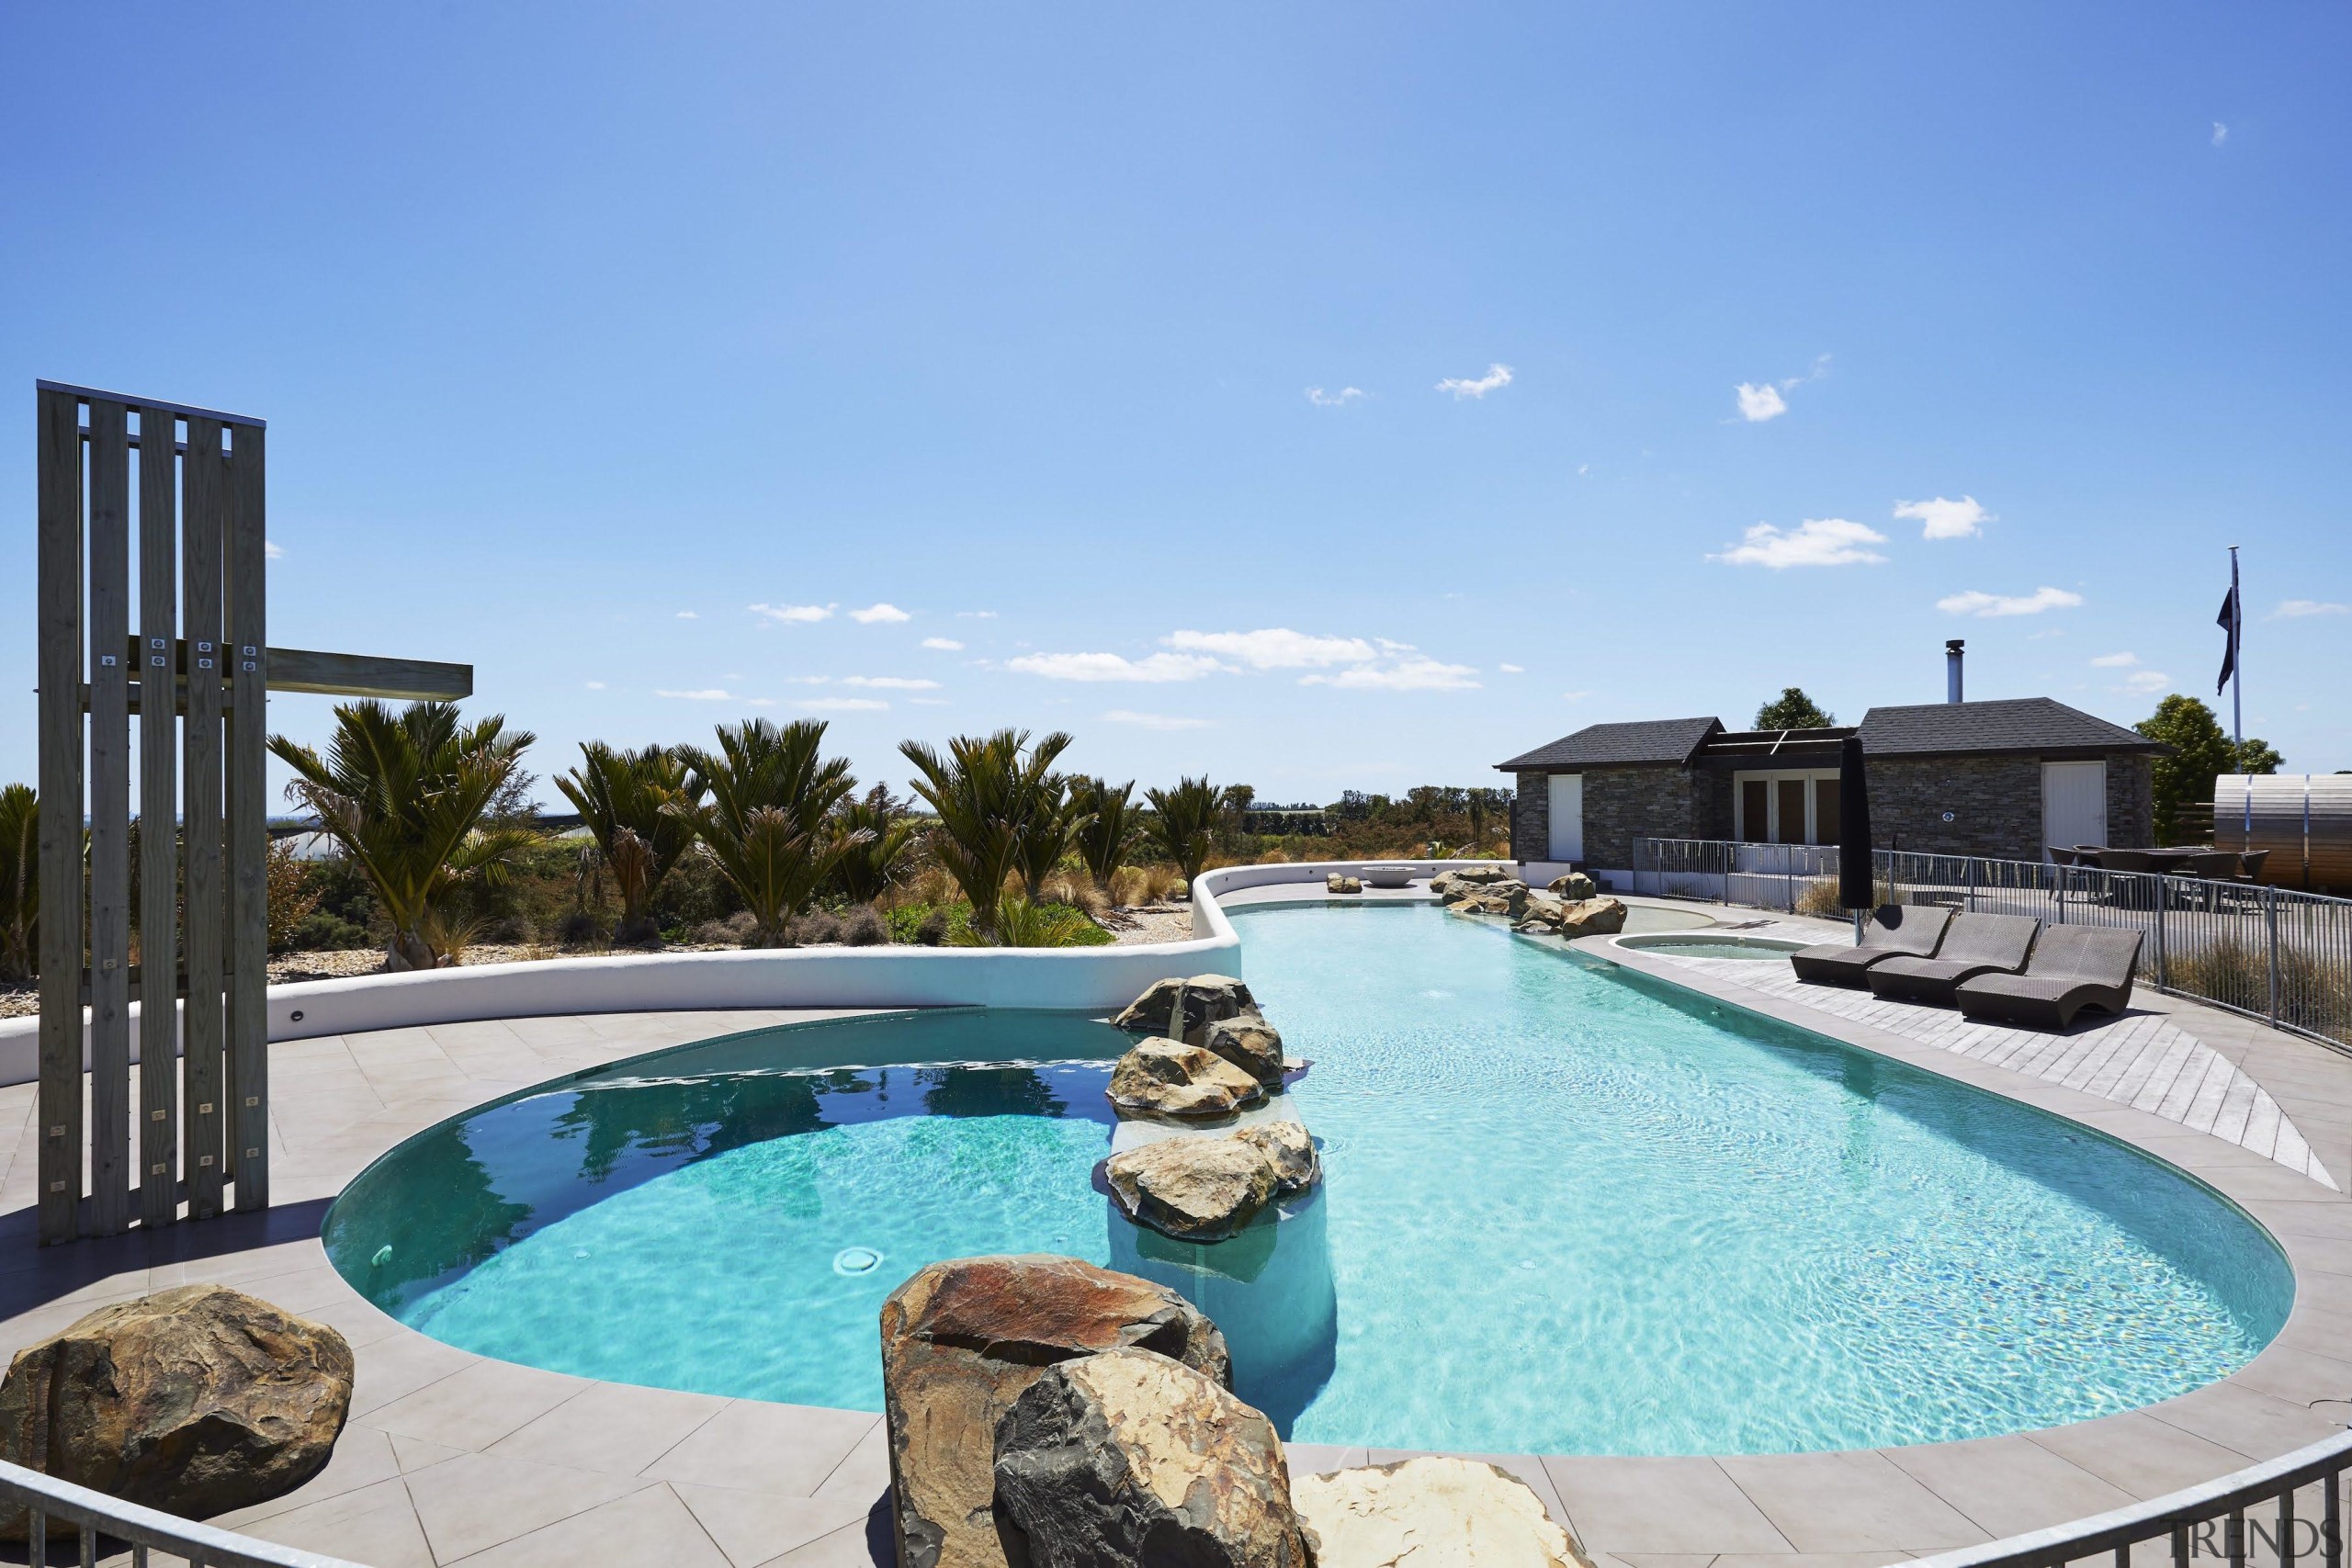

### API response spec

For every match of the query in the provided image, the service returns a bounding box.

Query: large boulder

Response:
[1555,897,1628,938]
[1200,1014,1285,1089]
[1106,1134,1278,1241]
[1547,872,1598,902]
[1442,880,1530,920]
[0,1284,353,1537]
[1113,975,1257,1042]
[1325,873,1363,895]
[1292,1456,1586,1568]
[880,1256,1229,1568]
[993,1348,1310,1568]
[1109,1042,1267,1119]
[1106,1122,1319,1241]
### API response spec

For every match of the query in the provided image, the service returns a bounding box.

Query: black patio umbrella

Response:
[1837,734,1874,933]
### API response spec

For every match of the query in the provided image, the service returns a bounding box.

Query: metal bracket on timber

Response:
[33,379,474,1245]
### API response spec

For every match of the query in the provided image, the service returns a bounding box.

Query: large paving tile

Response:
[1878,1435,2134,1539]
[1541,1457,1793,1554]
[811,1416,893,1504]
[1284,1443,1370,1476]
[2143,1377,2347,1459]
[488,1378,730,1475]
[368,1354,594,1450]
[678,1483,880,1568]
[758,1513,892,1568]
[2024,1410,2265,1496]
[211,1423,404,1531]
[1716,1450,1988,1552]
[404,1449,650,1562]
[646,1401,881,1496]
[242,1474,438,1568]
[347,1329,481,1416]
[450,1483,733,1566]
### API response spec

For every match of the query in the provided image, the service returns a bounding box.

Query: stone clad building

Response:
[1498,697,2161,885]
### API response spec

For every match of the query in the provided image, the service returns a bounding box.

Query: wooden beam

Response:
[36,388,85,1246]
[225,425,269,1213]
[85,400,132,1237]
[181,418,227,1221]
[138,407,180,1230]
[263,648,471,702]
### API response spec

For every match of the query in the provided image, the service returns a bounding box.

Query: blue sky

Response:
[4,4,2347,806]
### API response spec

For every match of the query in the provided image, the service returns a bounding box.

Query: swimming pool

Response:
[324,902,2293,1456]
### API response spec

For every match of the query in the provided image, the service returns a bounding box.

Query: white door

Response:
[1547,773,1584,863]
[2042,761,2108,855]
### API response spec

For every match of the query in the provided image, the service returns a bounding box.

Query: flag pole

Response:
[2231,544,2249,846]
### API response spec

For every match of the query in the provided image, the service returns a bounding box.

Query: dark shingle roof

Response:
[1857,698,2161,757]
[1497,717,1723,771]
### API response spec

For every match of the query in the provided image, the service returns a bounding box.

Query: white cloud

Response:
[1562,690,1591,701]
[1498,663,1525,673]
[1306,387,1365,407]
[1937,586,2086,617]
[1436,363,1513,400]
[804,697,889,711]
[2275,599,2348,618]
[1735,383,1789,422]
[957,610,999,619]
[850,603,911,624]
[265,539,287,560]
[1006,651,1225,683]
[1712,517,1888,569]
[2119,670,2171,694]
[1895,495,1993,540]
[842,676,940,690]
[582,680,605,690]
[2212,121,2229,147]
[1375,637,1414,654]
[921,637,965,650]
[1303,658,1479,692]
[1103,709,1213,731]
[655,688,732,701]
[1163,628,1375,670]
[2090,651,2140,668]
[676,610,699,620]
[752,603,834,623]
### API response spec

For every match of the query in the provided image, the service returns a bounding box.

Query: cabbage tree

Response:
[672,719,863,946]
[1070,777,1139,889]
[556,741,706,944]
[1145,775,1220,885]
[899,728,1073,938]
[268,702,537,972]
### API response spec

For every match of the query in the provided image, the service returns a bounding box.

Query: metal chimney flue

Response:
[1945,639,1965,704]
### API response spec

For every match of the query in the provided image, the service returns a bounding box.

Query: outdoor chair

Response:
[2046,846,2079,866]
[1788,905,1952,987]
[1953,926,2143,1030]
[2240,850,2270,882]
[1863,913,2041,1007]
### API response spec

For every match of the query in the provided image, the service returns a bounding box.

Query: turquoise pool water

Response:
[324,903,2294,1455]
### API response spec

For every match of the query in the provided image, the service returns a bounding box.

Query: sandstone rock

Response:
[993,1348,1310,1568]
[1547,872,1598,901]
[1443,880,1529,919]
[1235,1120,1320,1195]
[0,1284,353,1537]
[1291,1456,1586,1568]
[1555,897,1628,938]
[1521,892,1566,922]
[1110,1041,1267,1119]
[1325,873,1363,895]
[1106,1134,1279,1240]
[881,1256,1229,1568]
[1113,974,1258,1041]
[1200,1014,1285,1089]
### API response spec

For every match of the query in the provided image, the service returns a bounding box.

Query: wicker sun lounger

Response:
[1953,926,2143,1030]
[1788,905,1952,987]
[1863,913,2041,1006]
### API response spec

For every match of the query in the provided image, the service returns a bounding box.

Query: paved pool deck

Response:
[2,894,2349,1568]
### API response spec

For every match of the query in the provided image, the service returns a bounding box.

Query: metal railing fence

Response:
[0,1455,372,1567]
[1899,1426,2352,1568]
[1631,839,2352,1051]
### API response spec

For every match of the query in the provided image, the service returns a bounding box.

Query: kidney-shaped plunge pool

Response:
[324,903,2293,1456]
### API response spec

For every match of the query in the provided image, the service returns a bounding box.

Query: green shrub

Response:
[285,911,372,952]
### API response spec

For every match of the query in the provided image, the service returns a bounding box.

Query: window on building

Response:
[1733,769,1842,844]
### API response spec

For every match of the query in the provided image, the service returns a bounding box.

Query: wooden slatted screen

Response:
[34,383,267,1244]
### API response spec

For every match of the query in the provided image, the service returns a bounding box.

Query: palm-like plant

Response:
[1145,775,1222,885]
[829,788,920,905]
[672,719,863,946]
[899,728,1073,939]
[268,702,537,972]
[555,742,706,944]
[0,784,36,982]
[1070,777,1139,889]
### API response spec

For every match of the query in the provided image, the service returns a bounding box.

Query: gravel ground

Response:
[0,906,1198,1018]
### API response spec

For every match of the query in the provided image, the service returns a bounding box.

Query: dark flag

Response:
[2216,585,2240,696]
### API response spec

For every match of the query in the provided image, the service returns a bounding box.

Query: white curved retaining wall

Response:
[0,860,1474,1084]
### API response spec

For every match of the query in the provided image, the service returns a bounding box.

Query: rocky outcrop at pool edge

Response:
[1326,873,1363,894]
[1114,974,1257,1043]
[0,1284,354,1539]
[1105,1121,1320,1241]
[881,1255,1230,1568]
[1291,1455,1590,1568]
[1200,1013,1286,1090]
[1547,871,1599,901]
[1109,1040,1268,1119]
[993,1347,1311,1568]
